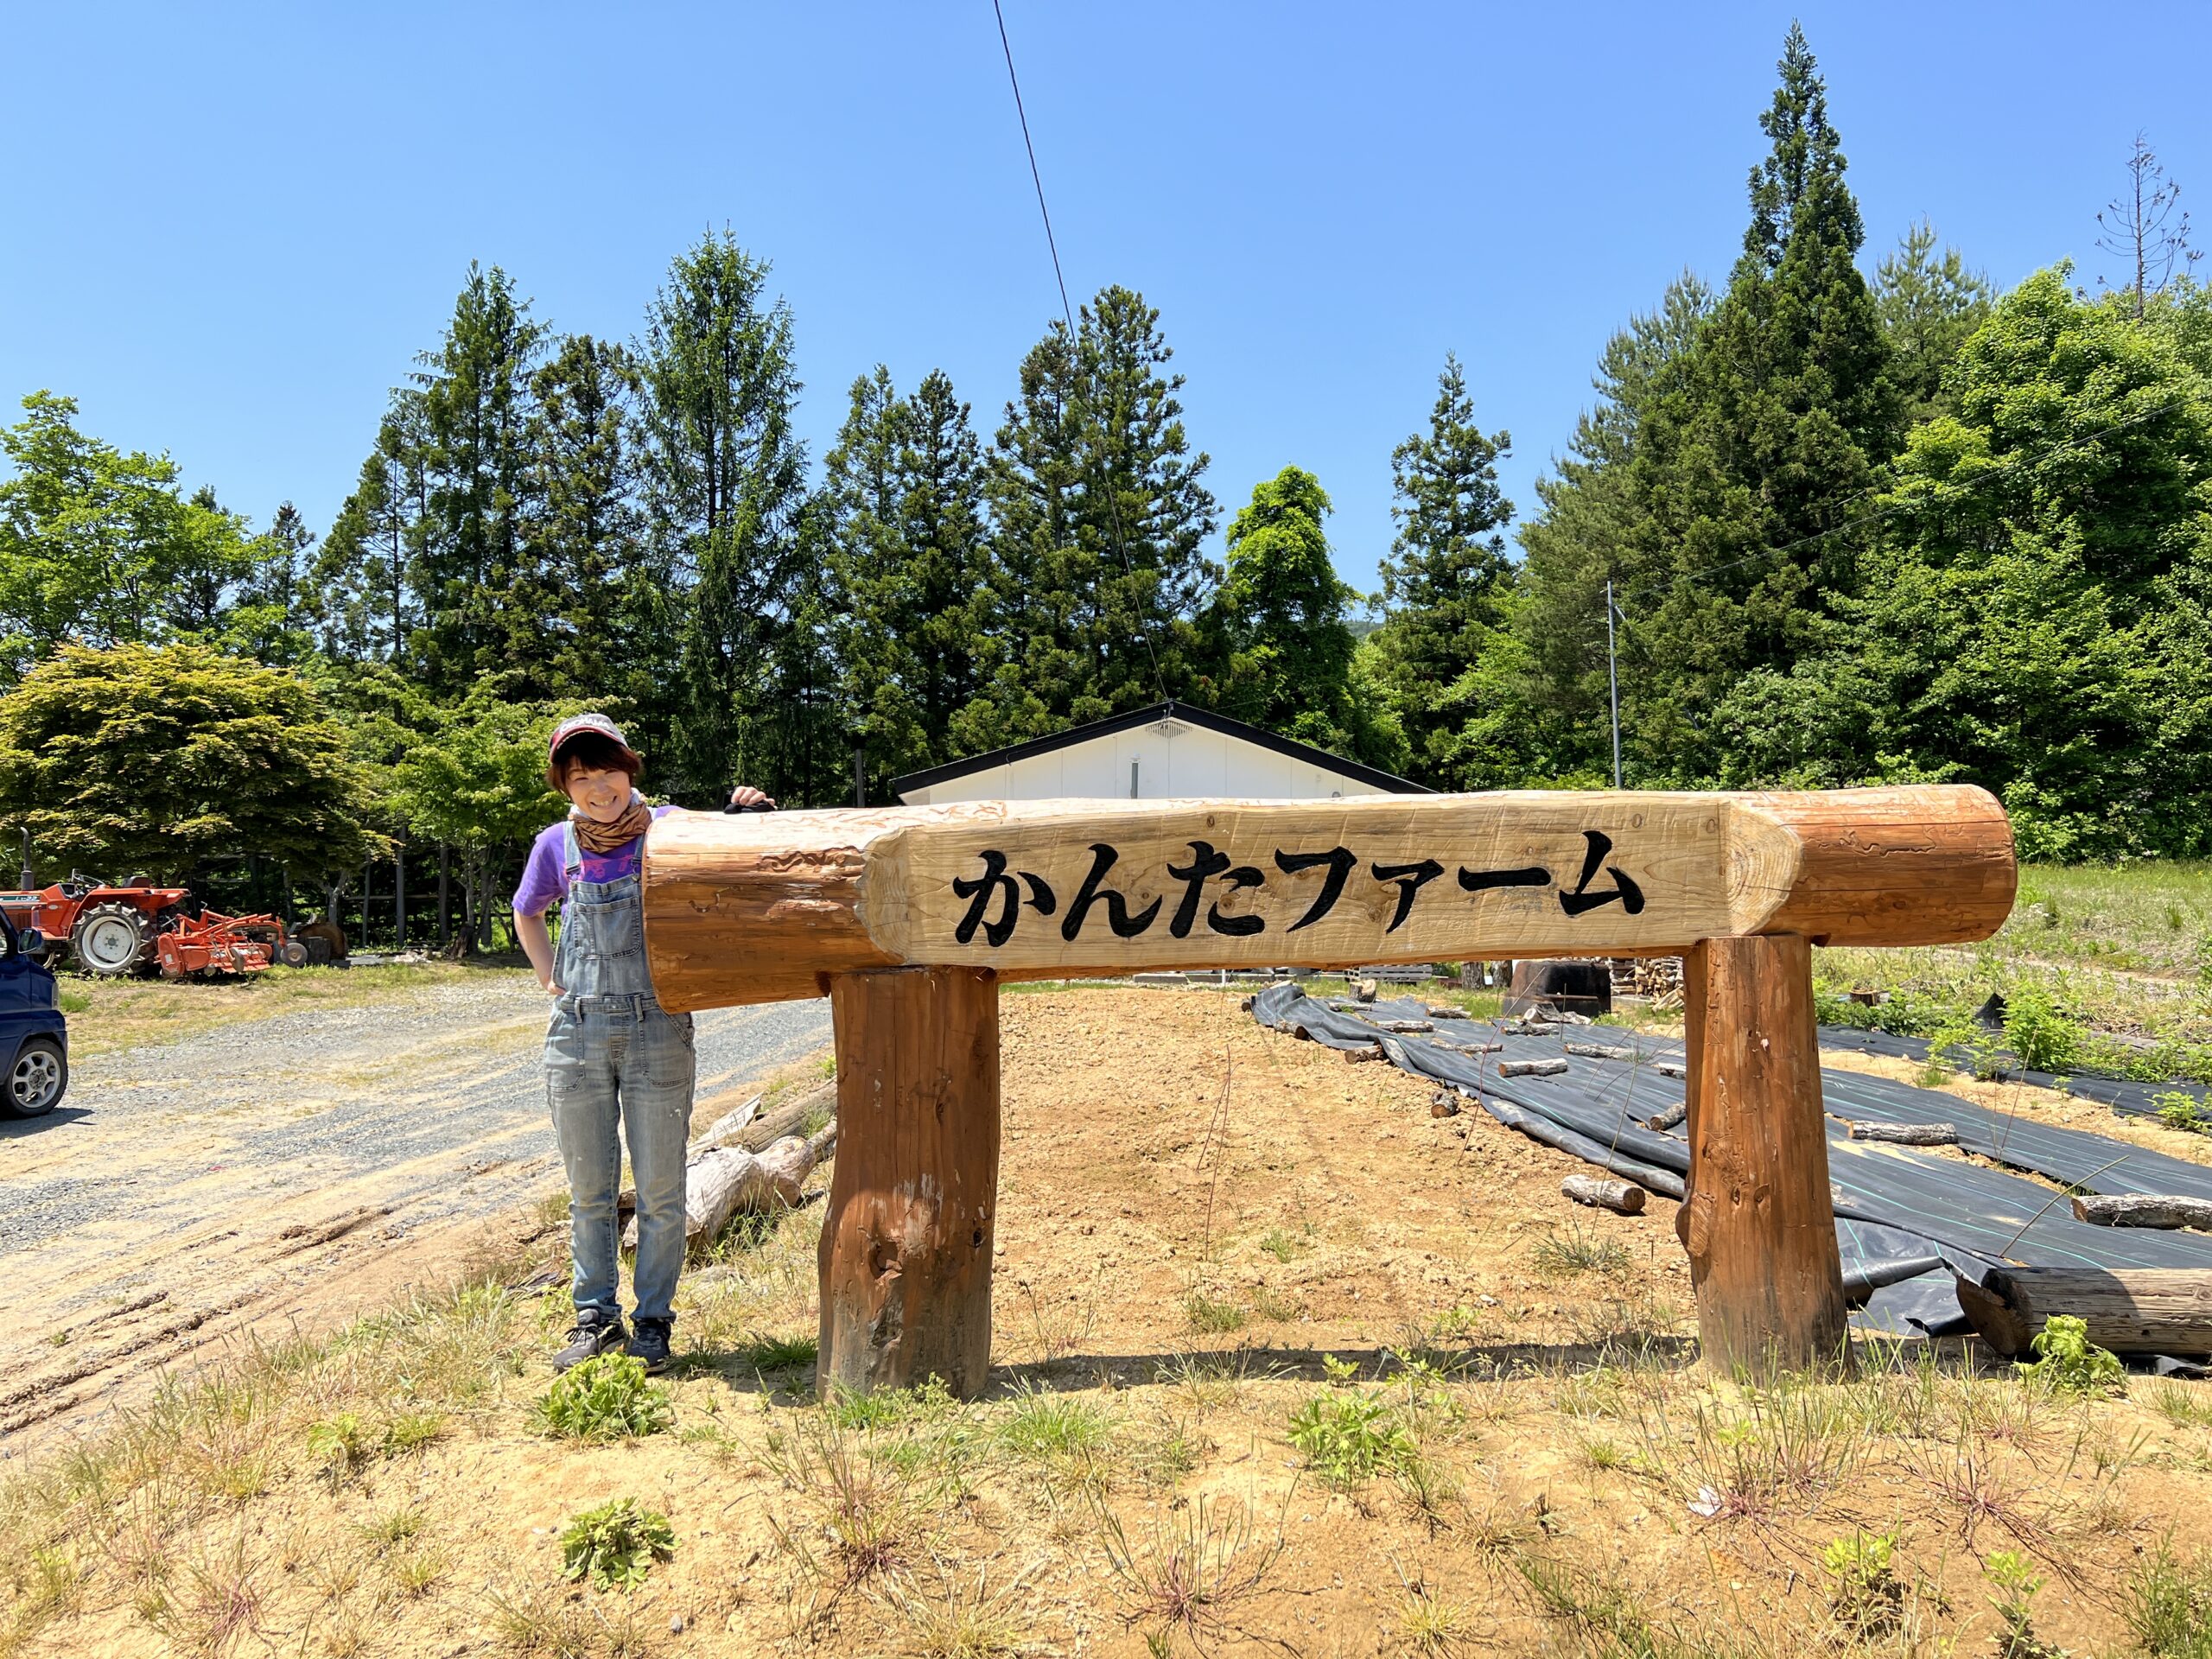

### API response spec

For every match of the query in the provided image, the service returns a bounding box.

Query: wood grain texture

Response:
[816,967,1000,1399]
[2071,1193,2212,1231]
[643,786,2016,1011]
[1679,934,1852,1376]
[1953,1265,2212,1357]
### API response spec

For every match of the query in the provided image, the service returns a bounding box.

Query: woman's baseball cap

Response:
[546,713,643,790]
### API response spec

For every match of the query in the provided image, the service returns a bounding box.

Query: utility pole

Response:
[1605,579,1624,790]
[17,827,31,891]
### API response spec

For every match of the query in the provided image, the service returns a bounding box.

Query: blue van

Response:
[0,907,67,1117]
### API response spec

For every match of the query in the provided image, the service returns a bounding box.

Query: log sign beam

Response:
[643,786,2015,1391]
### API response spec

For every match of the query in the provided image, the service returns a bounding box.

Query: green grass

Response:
[1530,1224,1630,1278]
[1183,1291,1247,1335]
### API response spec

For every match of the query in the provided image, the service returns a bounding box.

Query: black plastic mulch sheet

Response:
[1249,984,2212,1340]
[1817,1025,2211,1122]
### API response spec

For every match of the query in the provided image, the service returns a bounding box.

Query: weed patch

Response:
[560,1498,676,1592]
[2016,1315,2124,1397]
[529,1355,674,1440]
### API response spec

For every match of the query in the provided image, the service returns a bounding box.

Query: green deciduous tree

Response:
[387,685,578,950]
[0,643,378,882]
[0,394,293,680]
[1213,465,1402,769]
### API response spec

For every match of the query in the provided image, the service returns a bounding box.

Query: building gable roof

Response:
[887,700,1431,800]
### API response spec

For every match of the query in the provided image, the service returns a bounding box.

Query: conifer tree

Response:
[1874,219,1994,423]
[312,404,429,668]
[1368,353,1516,784]
[411,264,546,695]
[823,365,989,795]
[968,286,1218,746]
[526,333,649,704]
[1616,23,1897,778]
[633,231,810,801]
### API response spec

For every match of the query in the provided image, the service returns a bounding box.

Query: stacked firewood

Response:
[1611,957,1685,1011]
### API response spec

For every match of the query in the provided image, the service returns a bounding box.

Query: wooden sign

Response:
[638,783,2015,1395]
[642,786,2016,1010]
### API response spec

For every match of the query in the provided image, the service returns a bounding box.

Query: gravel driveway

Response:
[0,972,830,1443]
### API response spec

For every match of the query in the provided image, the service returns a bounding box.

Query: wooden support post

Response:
[1678,934,1850,1375]
[817,966,1001,1399]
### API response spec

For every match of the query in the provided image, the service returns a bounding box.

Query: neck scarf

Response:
[573,791,652,855]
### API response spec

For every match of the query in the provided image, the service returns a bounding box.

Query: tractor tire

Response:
[277,940,310,969]
[4,1037,66,1117]
[72,900,155,976]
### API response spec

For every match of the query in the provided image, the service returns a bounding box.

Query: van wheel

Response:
[4,1037,66,1117]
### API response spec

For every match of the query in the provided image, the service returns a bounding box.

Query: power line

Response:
[989,0,1168,707]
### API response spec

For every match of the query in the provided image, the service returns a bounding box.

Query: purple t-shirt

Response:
[512,805,679,918]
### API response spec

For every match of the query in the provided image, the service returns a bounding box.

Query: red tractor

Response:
[0,876,302,977]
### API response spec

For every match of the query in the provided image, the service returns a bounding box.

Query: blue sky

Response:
[3,3,2205,598]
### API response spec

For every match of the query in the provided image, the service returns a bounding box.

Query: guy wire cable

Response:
[990,0,1170,706]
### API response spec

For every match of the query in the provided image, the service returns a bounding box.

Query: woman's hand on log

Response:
[726,784,776,812]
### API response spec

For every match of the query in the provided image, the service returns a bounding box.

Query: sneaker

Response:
[551,1313,628,1373]
[628,1317,674,1375]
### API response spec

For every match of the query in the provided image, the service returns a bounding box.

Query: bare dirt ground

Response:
[0,971,830,1450]
[9,986,2212,1657]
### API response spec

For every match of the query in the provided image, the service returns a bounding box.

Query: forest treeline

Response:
[2,25,2209,933]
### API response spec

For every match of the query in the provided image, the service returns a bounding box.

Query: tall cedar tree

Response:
[1618,24,1897,780]
[1212,465,1383,763]
[1505,277,1712,781]
[823,365,989,798]
[526,334,651,706]
[312,401,429,667]
[634,232,811,802]
[1370,353,1516,785]
[967,286,1218,746]
[411,264,547,695]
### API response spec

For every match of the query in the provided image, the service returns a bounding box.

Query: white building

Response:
[889,700,1426,805]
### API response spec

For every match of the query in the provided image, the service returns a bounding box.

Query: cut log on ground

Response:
[1645,1102,1688,1132]
[1955,1264,2212,1357]
[1654,1059,1688,1079]
[1429,1092,1459,1118]
[1847,1121,1960,1146]
[1376,1019,1433,1033]
[2071,1194,2212,1231]
[1344,1045,1385,1064]
[623,1131,822,1250]
[690,1093,763,1148]
[1563,1174,1646,1215]
[1565,1041,1635,1061]
[1443,1040,1503,1056]
[1498,1058,1568,1078]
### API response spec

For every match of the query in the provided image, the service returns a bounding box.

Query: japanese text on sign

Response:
[951,830,1645,948]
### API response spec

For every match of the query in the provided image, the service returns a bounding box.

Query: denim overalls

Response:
[544,819,694,1326]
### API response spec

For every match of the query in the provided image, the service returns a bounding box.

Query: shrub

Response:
[530,1355,674,1441]
[2016,1314,2124,1397]
[559,1498,675,1592]
[2003,987,2083,1073]
[2155,1091,2212,1136]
